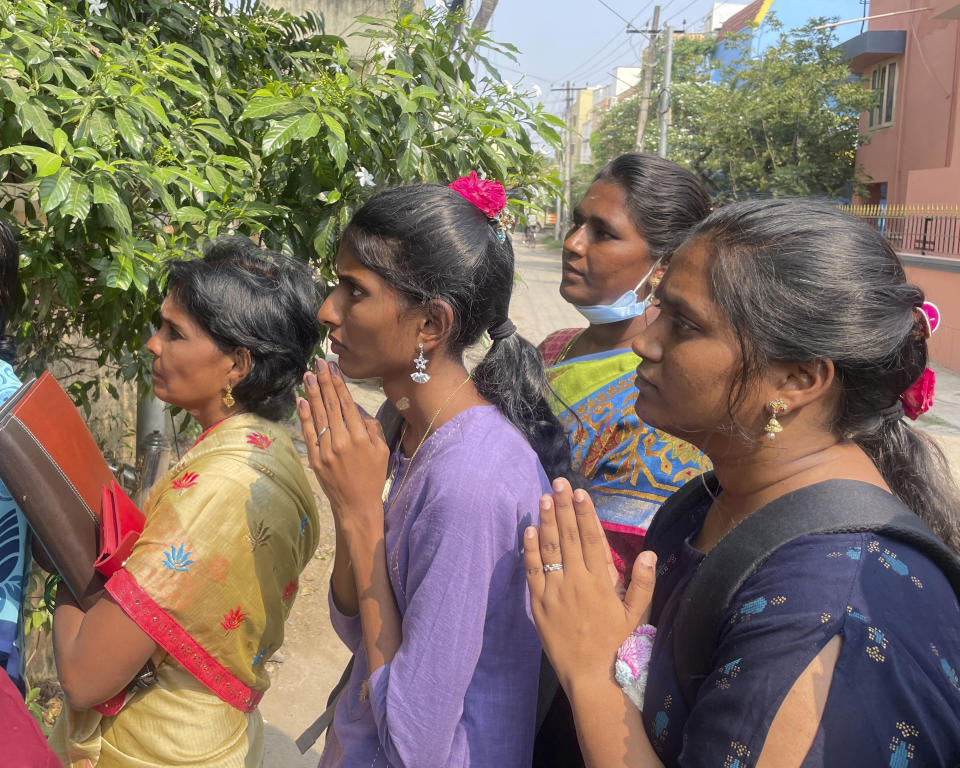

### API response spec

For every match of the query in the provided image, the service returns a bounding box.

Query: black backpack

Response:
[533,472,960,764]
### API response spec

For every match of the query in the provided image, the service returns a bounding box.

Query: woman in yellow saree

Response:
[50,238,320,767]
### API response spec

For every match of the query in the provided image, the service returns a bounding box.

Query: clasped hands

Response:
[524,478,658,692]
[297,358,390,532]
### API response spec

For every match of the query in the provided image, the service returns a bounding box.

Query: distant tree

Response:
[589,16,874,202]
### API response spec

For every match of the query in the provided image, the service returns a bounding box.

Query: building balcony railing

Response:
[838,204,960,258]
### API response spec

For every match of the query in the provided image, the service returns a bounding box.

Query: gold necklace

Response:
[381,374,473,512]
[554,330,585,365]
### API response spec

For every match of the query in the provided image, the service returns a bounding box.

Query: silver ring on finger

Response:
[543,563,564,573]
[315,425,329,445]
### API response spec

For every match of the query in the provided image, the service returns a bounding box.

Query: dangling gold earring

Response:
[222,383,235,408]
[764,399,788,439]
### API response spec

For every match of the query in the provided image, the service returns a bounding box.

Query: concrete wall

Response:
[856,0,960,208]
[262,0,422,52]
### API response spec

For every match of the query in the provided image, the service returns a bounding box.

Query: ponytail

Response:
[472,332,576,484]
[856,419,960,555]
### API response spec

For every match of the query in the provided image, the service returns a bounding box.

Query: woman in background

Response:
[540,154,711,578]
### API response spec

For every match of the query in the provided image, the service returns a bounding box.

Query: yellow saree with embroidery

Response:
[51,413,319,767]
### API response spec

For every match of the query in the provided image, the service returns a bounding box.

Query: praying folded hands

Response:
[523,478,658,694]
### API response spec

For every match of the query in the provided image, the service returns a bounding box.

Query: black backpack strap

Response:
[672,479,960,708]
[644,473,719,625]
[295,655,354,753]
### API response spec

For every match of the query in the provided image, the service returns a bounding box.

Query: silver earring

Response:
[411,343,430,384]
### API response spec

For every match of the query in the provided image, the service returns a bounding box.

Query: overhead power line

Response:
[554,0,658,83]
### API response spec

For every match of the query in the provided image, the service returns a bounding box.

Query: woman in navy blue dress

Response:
[524,200,960,767]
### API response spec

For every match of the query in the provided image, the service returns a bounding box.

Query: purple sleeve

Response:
[328,582,363,653]
[366,475,530,767]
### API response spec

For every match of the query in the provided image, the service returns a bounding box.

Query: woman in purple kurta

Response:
[296,179,575,767]
[323,406,548,766]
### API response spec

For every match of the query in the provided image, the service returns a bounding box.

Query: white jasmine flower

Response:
[503,79,514,94]
[87,0,107,15]
[532,84,542,100]
[376,40,396,60]
[355,166,374,187]
[318,191,328,202]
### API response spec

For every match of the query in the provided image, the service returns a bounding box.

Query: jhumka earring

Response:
[222,383,235,408]
[764,399,788,439]
[410,343,430,384]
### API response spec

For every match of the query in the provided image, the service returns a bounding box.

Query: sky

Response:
[427,0,872,116]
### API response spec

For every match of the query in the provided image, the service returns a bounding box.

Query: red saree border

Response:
[106,568,264,714]
[601,520,647,537]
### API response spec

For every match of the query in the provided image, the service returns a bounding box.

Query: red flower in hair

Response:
[448,171,507,219]
[900,367,935,420]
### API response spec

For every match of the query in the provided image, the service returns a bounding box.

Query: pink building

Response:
[842,1,960,371]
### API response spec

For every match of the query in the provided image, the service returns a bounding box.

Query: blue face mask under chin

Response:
[573,260,661,325]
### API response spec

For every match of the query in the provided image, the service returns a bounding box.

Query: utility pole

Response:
[658,24,673,158]
[629,4,660,152]
[551,80,587,237]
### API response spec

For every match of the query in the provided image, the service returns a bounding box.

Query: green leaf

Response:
[408,84,438,101]
[172,206,206,223]
[134,93,170,127]
[326,128,347,171]
[194,121,235,146]
[296,112,323,141]
[241,97,300,120]
[38,168,71,212]
[0,145,62,177]
[105,200,132,234]
[84,110,113,149]
[60,181,92,221]
[262,115,301,156]
[396,142,418,178]
[0,78,28,107]
[52,128,68,155]
[204,166,227,196]
[114,109,143,155]
[320,112,344,142]
[19,102,55,147]
[214,94,234,119]
[105,254,133,290]
[92,175,118,206]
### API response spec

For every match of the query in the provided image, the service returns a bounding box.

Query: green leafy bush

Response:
[0,0,559,401]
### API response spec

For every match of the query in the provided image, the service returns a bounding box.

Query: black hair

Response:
[0,221,20,365]
[164,237,320,421]
[692,198,960,554]
[342,184,575,483]
[593,153,711,263]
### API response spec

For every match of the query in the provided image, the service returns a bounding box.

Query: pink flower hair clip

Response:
[900,301,940,420]
[448,171,514,242]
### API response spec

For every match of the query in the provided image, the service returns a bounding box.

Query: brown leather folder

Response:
[0,371,115,609]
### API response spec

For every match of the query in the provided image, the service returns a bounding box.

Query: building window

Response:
[868,59,897,129]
